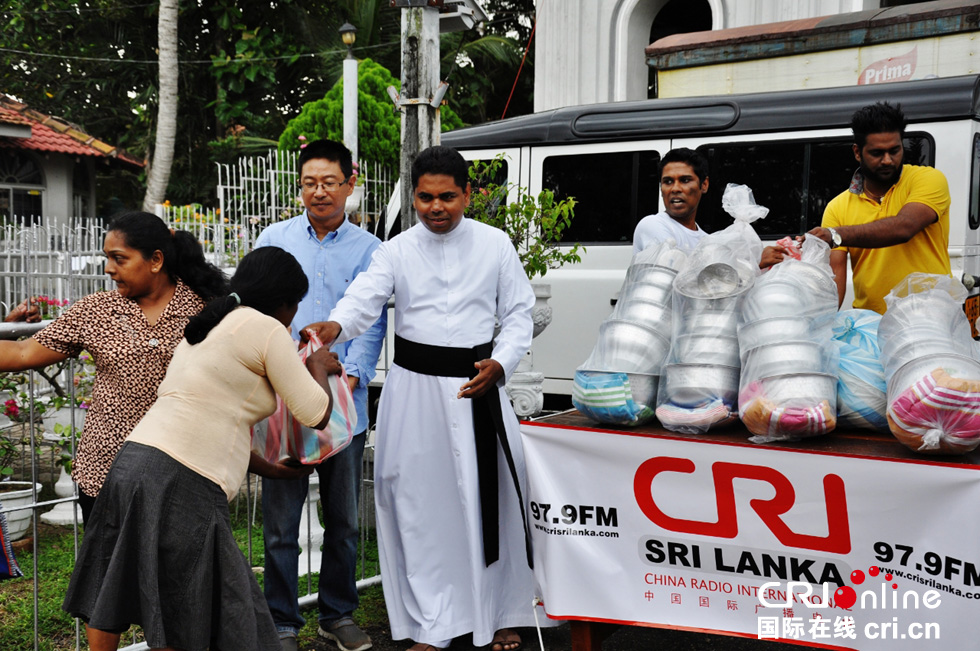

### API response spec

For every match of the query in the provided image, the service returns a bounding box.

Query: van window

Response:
[543,151,661,243]
[696,134,934,238]
[970,133,980,230]
[469,159,508,190]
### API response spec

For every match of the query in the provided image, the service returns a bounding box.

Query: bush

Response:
[278,58,464,172]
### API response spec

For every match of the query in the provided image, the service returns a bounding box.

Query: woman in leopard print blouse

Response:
[0,211,227,523]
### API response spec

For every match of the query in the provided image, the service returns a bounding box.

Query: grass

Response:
[0,500,385,650]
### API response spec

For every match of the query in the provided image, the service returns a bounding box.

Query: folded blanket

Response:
[656,399,737,434]
[741,395,836,442]
[888,367,980,454]
[573,370,653,426]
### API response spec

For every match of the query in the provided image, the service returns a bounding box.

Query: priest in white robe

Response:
[310,146,548,651]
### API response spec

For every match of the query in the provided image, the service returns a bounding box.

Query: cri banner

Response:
[521,422,980,650]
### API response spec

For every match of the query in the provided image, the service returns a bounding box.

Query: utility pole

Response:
[398,4,441,234]
[390,0,487,234]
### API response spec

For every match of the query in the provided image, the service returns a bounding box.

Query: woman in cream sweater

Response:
[62,246,341,651]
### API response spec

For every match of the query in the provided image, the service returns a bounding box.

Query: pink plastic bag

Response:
[775,236,802,261]
[251,332,357,464]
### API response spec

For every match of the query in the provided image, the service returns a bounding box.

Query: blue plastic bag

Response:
[833,310,887,431]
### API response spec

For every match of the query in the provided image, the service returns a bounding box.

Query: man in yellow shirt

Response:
[807,102,951,314]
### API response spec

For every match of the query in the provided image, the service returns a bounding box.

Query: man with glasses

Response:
[252,139,385,651]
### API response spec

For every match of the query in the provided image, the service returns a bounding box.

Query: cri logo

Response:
[633,458,851,554]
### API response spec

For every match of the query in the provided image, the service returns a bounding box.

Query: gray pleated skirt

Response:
[62,441,279,651]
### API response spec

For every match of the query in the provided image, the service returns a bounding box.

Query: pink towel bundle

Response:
[888,368,980,454]
[740,395,836,442]
[656,399,736,433]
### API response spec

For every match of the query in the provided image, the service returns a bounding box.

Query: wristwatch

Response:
[827,227,842,248]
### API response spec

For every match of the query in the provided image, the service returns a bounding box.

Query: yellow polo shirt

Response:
[821,165,950,314]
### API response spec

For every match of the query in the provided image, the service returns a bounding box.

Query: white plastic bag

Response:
[737,236,839,443]
[879,273,980,454]
[574,242,688,426]
[655,184,765,433]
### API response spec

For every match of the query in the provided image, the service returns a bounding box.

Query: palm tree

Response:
[142,0,179,211]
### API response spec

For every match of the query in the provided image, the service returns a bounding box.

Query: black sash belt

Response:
[394,334,533,569]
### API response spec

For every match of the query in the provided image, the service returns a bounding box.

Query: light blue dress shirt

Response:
[255,214,386,434]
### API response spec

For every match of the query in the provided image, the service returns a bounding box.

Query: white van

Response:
[384,74,980,404]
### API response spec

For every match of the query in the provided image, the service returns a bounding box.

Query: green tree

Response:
[142,0,179,211]
[0,1,352,207]
[279,58,463,173]
[0,1,536,207]
[441,0,536,124]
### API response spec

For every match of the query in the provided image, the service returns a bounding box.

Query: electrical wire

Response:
[500,16,535,120]
[0,40,398,66]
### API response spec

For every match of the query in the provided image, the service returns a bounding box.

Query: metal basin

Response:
[697,262,740,296]
[882,339,962,371]
[742,280,810,321]
[627,264,678,289]
[620,280,673,306]
[674,282,745,314]
[592,319,672,373]
[879,323,956,352]
[752,372,837,406]
[743,340,828,379]
[673,334,740,367]
[663,363,740,408]
[887,353,980,396]
[788,262,837,295]
[739,316,813,351]
[886,292,958,321]
[684,309,739,336]
[614,299,672,328]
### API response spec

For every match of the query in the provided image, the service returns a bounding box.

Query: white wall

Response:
[534,0,882,112]
[41,154,73,224]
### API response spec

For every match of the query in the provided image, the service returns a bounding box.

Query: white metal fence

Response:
[0,220,110,317]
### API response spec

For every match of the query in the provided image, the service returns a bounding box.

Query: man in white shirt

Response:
[633,147,709,254]
[309,146,545,651]
[633,148,792,269]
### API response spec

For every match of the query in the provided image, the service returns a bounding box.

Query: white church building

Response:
[533,0,940,111]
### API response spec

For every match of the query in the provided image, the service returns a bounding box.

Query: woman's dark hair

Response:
[107,211,228,301]
[184,247,309,344]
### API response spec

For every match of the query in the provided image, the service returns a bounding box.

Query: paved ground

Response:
[302,623,796,651]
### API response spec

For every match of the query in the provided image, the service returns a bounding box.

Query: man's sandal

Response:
[490,628,522,651]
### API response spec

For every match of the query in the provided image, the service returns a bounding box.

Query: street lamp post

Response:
[339,21,358,163]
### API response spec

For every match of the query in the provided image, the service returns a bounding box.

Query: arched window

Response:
[0,150,43,221]
[648,0,713,98]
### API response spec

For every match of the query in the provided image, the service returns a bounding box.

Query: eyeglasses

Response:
[300,177,350,192]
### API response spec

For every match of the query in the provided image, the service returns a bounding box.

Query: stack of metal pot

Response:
[573,244,687,426]
[657,253,750,430]
[736,240,839,442]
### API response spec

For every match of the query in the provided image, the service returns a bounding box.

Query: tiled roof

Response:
[0,94,143,168]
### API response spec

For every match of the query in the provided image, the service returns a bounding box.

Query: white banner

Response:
[522,421,980,649]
